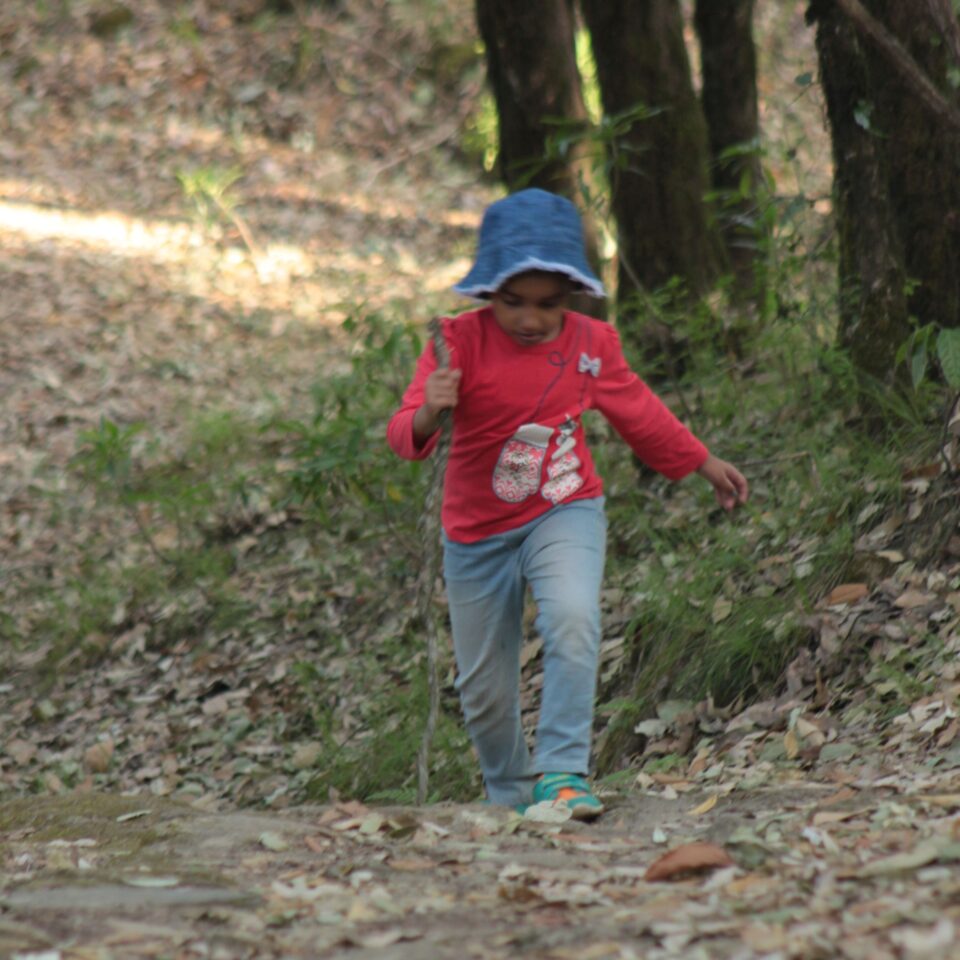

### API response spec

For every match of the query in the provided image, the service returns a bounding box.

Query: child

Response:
[387,188,748,819]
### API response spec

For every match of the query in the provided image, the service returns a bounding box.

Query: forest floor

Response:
[3,1,960,958]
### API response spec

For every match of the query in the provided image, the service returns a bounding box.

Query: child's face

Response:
[490,272,572,347]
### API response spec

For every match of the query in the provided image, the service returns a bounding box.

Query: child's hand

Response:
[424,368,462,416]
[697,454,749,511]
[413,369,461,444]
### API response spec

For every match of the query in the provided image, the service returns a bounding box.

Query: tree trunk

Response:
[812,4,909,383]
[810,0,960,382]
[475,0,603,310]
[694,0,765,297]
[475,0,589,193]
[870,0,960,333]
[580,0,725,312]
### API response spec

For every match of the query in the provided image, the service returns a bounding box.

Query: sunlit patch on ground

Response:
[0,194,474,323]
[0,198,202,261]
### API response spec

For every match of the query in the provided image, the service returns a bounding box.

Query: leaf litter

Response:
[1,0,960,957]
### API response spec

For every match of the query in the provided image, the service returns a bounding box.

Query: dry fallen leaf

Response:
[645,841,734,882]
[712,597,733,623]
[741,921,788,952]
[819,786,859,807]
[304,835,330,854]
[875,549,905,563]
[388,857,436,872]
[858,841,942,877]
[5,739,38,766]
[812,809,867,826]
[937,720,960,748]
[825,583,869,606]
[916,794,960,809]
[259,831,289,852]
[689,795,719,817]
[725,873,774,896]
[895,589,936,609]
[84,739,114,773]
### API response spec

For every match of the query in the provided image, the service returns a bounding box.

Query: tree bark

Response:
[694,0,765,295]
[832,0,960,132]
[869,0,960,337]
[813,5,910,383]
[810,0,960,382]
[475,0,590,194]
[475,0,603,310]
[579,0,725,313]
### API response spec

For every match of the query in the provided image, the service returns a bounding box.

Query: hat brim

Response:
[454,256,605,300]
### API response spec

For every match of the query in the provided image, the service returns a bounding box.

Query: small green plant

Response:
[897,321,960,390]
[176,165,261,259]
[643,753,686,775]
[170,5,201,44]
[281,311,428,540]
[72,418,144,488]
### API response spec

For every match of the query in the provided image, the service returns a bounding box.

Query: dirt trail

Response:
[4,5,960,958]
[3,754,960,960]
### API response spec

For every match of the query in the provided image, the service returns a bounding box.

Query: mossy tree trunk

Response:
[579,0,726,317]
[694,0,765,298]
[809,0,960,384]
[474,0,603,295]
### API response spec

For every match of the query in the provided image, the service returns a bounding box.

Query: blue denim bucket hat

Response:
[454,188,605,299]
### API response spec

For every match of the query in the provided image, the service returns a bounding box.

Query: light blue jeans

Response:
[442,497,607,807]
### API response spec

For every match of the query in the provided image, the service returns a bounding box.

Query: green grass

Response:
[11,409,278,674]
[15,266,943,804]
[586,308,937,752]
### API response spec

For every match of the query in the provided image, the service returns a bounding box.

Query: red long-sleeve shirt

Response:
[387,308,708,543]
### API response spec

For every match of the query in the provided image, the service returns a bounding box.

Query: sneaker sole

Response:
[568,802,604,821]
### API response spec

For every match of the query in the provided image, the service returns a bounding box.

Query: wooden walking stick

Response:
[416,317,452,805]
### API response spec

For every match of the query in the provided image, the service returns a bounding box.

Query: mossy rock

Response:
[0,793,188,847]
[0,793,232,888]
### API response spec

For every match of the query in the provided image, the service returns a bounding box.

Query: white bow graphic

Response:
[577,353,601,377]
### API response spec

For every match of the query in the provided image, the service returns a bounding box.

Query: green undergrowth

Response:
[39,411,272,668]
[590,315,938,765]
[274,296,938,794]
[296,658,477,805]
[19,287,942,805]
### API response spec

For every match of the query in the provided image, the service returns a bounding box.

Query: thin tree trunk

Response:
[580,0,725,314]
[694,0,765,297]
[475,0,588,193]
[475,0,603,310]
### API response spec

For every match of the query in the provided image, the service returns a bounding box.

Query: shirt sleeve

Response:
[593,325,709,480]
[386,337,442,461]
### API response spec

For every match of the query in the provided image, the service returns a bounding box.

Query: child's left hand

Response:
[697,454,749,511]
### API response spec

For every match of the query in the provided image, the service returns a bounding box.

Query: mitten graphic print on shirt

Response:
[492,423,553,503]
[541,416,584,504]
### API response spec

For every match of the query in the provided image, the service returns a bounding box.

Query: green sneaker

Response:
[532,773,604,821]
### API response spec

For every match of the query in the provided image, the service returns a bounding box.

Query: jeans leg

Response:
[443,532,535,807]
[521,498,606,774]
